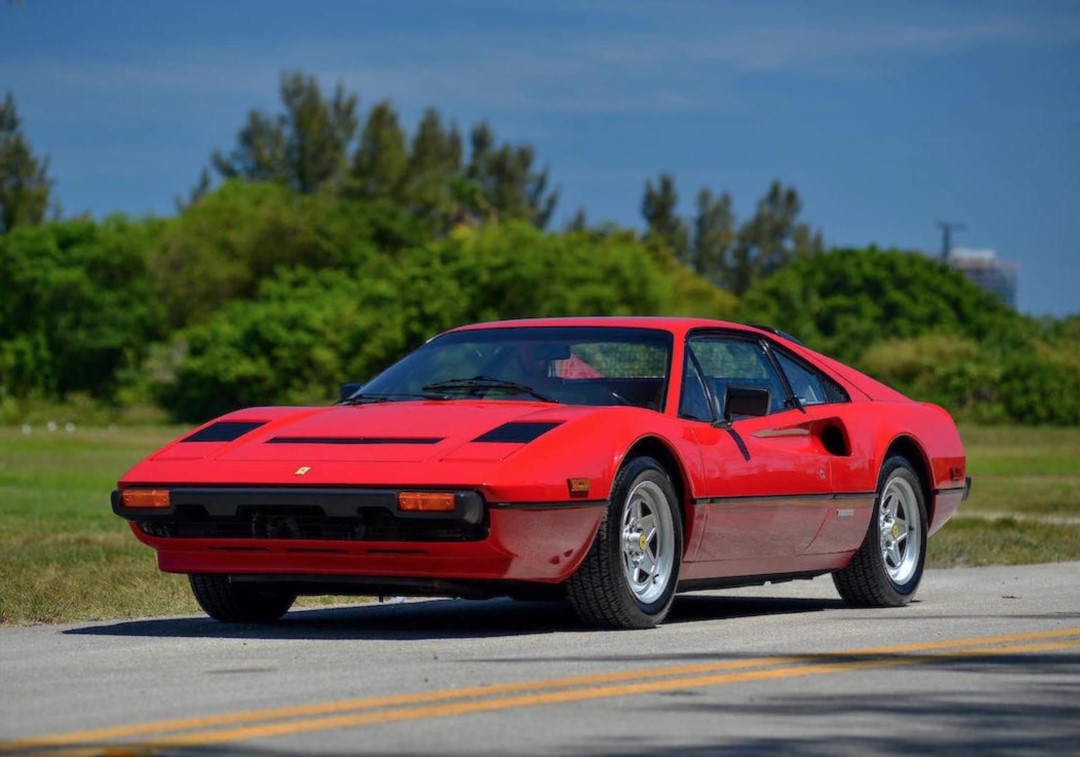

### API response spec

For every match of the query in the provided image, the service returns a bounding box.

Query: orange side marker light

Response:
[568,478,591,496]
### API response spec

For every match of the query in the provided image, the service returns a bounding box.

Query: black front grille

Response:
[137,505,486,542]
[116,487,488,543]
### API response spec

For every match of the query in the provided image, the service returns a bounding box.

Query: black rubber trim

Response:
[266,436,442,445]
[723,426,751,461]
[742,323,806,346]
[474,422,562,444]
[833,491,877,500]
[182,421,266,443]
[112,487,483,524]
[227,574,566,601]
[692,491,876,506]
[678,569,828,592]
[489,499,608,510]
[933,481,971,500]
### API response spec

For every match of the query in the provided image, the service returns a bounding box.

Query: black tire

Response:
[833,456,928,607]
[188,574,296,623]
[567,456,683,629]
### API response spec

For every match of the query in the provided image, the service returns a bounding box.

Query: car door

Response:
[770,346,875,555]
[680,334,834,562]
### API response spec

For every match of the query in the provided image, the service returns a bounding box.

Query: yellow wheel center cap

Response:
[639,533,649,551]
[892,523,901,539]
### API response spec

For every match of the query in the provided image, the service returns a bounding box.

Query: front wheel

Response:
[189,574,296,623]
[833,456,928,607]
[567,456,683,629]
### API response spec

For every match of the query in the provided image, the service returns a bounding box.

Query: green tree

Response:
[740,247,1021,364]
[206,72,561,232]
[212,71,359,193]
[691,188,735,283]
[565,207,588,232]
[162,271,389,421]
[347,100,409,203]
[726,181,822,295]
[151,180,424,329]
[0,92,53,233]
[464,121,558,228]
[0,218,165,400]
[641,173,689,259]
[404,108,463,221]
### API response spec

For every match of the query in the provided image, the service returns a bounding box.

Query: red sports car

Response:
[113,317,970,629]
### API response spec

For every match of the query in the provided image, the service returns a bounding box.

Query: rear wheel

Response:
[188,574,296,623]
[567,456,682,629]
[833,456,927,607]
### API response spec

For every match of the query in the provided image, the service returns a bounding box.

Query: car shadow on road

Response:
[62,593,845,641]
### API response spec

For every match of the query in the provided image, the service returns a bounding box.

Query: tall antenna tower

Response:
[936,220,966,261]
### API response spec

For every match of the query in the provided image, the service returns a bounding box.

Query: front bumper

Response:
[115,487,607,583]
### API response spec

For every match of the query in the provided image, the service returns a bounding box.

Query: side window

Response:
[678,358,712,421]
[687,337,788,416]
[775,351,848,406]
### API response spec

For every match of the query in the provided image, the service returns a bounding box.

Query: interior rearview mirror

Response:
[532,343,571,361]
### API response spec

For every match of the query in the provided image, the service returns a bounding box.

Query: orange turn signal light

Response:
[121,489,171,509]
[398,492,456,512]
[568,477,591,495]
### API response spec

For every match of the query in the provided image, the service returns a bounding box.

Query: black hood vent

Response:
[473,422,561,444]
[182,421,266,443]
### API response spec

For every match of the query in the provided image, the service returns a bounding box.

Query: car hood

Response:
[165,401,575,464]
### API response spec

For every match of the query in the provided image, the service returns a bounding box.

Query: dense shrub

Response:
[0,217,165,401]
[739,247,1021,364]
[151,181,425,328]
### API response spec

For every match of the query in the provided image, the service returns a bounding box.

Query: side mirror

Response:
[339,383,364,402]
[724,385,770,421]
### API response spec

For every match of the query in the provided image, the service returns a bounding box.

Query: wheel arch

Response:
[882,435,933,523]
[620,435,693,552]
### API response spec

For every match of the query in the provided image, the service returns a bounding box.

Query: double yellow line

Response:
[4,627,1079,755]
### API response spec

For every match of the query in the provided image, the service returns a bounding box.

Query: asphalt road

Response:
[2,562,1078,756]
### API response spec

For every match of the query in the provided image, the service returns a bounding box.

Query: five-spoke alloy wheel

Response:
[620,479,677,605]
[567,456,683,629]
[833,456,928,607]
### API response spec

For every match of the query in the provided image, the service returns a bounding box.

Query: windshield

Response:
[354,326,672,410]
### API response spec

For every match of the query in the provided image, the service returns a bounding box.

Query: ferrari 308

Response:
[112,317,970,629]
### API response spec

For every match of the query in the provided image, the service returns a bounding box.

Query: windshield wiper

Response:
[338,391,451,405]
[421,376,558,403]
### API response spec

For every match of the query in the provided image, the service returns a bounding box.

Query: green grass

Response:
[955,425,1080,517]
[0,425,200,624]
[923,425,1080,569]
[0,423,1077,625]
[928,517,1080,568]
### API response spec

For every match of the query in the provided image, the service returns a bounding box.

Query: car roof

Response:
[447,316,780,342]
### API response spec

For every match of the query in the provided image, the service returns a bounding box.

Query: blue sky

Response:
[3,0,1078,315]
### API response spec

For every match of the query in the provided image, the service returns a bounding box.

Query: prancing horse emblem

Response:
[295,466,311,476]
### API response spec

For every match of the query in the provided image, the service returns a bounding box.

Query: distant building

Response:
[947,248,1018,308]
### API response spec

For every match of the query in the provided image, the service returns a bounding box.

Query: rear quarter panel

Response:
[834,399,967,535]
[769,335,967,535]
